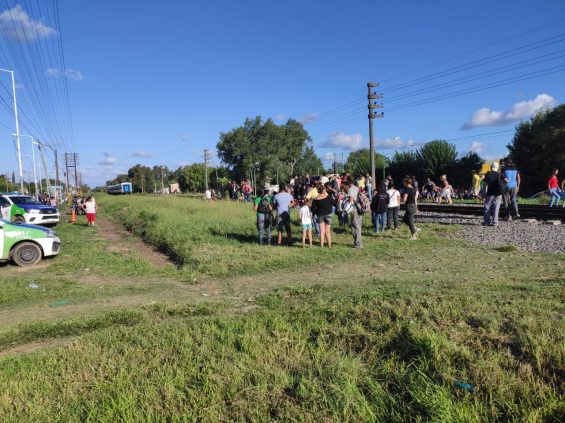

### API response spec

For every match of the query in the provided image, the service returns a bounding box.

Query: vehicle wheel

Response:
[11,242,42,266]
[13,215,25,224]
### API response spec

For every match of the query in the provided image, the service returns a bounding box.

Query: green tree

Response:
[507,105,565,195]
[388,151,420,182]
[344,149,386,178]
[416,140,457,178]
[449,152,483,188]
[178,164,208,193]
[217,116,310,184]
[293,145,324,178]
[128,164,155,193]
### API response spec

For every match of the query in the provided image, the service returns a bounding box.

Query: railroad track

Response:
[412,203,565,221]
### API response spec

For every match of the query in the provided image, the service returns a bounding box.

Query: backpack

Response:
[258,195,271,214]
[356,191,371,215]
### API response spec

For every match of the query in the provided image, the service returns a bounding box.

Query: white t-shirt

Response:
[387,189,400,208]
[299,205,312,225]
[84,200,96,214]
[320,176,329,185]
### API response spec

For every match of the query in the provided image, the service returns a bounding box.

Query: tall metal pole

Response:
[1,69,23,192]
[35,144,44,193]
[31,140,38,196]
[367,82,383,184]
[37,142,51,197]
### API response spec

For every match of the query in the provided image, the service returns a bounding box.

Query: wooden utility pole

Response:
[367,82,384,183]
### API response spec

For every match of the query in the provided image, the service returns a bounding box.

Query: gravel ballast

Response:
[412,211,565,253]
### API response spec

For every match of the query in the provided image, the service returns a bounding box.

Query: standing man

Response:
[273,183,295,246]
[482,162,503,226]
[502,159,521,220]
[471,171,481,201]
[254,189,272,245]
[548,169,560,207]
[347,177,363,248]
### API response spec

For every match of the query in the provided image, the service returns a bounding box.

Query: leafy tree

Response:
[217,116,310,184]
[388,151,420,182]
[178,164,207,193]
[294,145,324,178]
[344,149,386,178]
[106,174,130,186]
[449,152,483,188]
[0,174,17,192]
[128,164,155,193]
[507,105,565,195]
[416,140,457,178]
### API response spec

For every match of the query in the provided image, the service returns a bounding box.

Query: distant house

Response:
[169,183,180,194]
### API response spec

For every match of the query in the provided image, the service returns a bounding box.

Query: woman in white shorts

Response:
[437,175,453,204]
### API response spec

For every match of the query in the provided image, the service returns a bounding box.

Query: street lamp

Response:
[0,68,23,192]
[18,135,38,196]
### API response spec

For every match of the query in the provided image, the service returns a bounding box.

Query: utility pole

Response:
[63,153,70,196]
[367,82,384,184]
[37,143,51,197]
[204,149,212,192]
[73,153,79,192]
[160,166,165,194]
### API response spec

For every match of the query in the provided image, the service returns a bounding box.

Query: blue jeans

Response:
[374,212,387,233]
[244,193,251,202]
[549,188,561,207]
[312,215,320,236]
[483,195,501,225]
[366,185,373,201]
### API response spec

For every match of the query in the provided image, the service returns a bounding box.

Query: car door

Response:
[0,220,4,259]
[0,197,11,220]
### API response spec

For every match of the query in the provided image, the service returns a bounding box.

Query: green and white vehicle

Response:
[0,218,61,266]
[0,194,60,226]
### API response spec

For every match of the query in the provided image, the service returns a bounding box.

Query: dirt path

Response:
[96,217,172,267]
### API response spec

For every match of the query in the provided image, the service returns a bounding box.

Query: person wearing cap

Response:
[482,162,503,226]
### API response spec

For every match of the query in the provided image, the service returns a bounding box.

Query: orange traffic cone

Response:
[70,207,76,224]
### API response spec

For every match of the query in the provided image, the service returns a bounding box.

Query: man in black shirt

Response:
[482,162,502,226]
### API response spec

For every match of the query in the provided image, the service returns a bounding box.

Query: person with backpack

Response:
[253,189,273,245]
[371,184,389,234]
[347,176,363,248]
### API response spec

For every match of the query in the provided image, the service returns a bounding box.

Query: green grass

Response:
[99,194,458,278]
[0,194,563,421]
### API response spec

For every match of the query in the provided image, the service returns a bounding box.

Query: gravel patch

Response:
[413,211,565,253]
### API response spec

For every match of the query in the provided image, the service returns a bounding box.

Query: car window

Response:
[0,197,10,207]
[8,196,42,206]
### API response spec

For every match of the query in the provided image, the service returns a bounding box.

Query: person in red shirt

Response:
[548,169,560,207]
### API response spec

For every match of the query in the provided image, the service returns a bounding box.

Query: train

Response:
[107,182,133,195]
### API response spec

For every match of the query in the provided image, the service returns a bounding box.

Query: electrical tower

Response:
[63,153,79,194]
[204,149,212,191]
[367,82,384,184]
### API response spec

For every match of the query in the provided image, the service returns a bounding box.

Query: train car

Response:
[107,182,133,195]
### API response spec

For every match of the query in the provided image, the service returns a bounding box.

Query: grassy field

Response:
[0,194,563,421]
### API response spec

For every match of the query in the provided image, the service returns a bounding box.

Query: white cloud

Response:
[463,94,557,129]
[275,114,284,121]
[46,68,85,81]
[321,132,364,150]
[132,151,153,158]
[322,152,336,161]
[469,141,484,154]
[98,152,116,166]
[64,69,84,81]
[298,112,318,124]
[0,5,56,41]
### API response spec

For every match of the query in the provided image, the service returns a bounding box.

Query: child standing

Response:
[299,200,313,248]
[83,196,97,227]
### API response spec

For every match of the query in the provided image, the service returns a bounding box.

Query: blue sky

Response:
[0,0,564,186]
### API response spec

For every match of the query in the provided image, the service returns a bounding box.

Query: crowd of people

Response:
[251,173,422,248]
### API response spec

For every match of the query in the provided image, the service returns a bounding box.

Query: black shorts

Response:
[276,211,291,232]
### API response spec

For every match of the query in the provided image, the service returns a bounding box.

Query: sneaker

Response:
[410,235,418,240]
[515,214,520,218]
[506,216,512,222]
[416,227,422,233]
